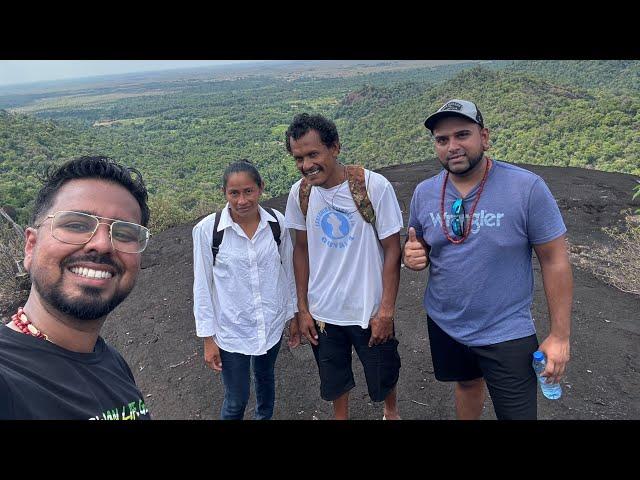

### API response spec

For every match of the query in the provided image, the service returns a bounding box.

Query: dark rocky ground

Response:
[93,161,638,419]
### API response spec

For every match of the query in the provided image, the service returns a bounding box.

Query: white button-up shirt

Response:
[192,204,297,355]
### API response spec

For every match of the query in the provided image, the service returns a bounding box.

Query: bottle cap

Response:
[533,351,545,362]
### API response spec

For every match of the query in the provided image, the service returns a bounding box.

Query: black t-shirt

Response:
[0,326,151,420]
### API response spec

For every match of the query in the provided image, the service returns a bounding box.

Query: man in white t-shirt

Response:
[284,113,403,420]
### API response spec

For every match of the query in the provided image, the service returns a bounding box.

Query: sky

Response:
[0,60,262,87]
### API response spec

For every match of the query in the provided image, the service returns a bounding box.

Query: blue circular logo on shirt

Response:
[320,211,350,240]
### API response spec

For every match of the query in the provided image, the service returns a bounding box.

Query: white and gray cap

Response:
[424,99,484,132]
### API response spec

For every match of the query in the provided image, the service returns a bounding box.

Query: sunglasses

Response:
[35,210,151,253]
[451,198,465,237]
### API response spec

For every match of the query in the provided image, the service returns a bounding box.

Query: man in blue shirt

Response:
[404,99,573,419]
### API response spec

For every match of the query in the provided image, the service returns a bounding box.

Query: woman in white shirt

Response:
[192,159,299,420]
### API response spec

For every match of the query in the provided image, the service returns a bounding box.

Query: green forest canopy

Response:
[1,60,638,230]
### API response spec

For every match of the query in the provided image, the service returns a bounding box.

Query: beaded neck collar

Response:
[11,307,50,342]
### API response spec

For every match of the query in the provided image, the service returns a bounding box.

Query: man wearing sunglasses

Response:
[0,156,152,419]
[403,99,573,420]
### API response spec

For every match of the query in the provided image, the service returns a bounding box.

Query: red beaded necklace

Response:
[440,157,492,244]
[11,307,50,341]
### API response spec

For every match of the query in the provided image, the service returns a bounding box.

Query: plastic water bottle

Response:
[532,351,562,399]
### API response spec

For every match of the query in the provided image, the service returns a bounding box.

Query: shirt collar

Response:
[216,203,277,232]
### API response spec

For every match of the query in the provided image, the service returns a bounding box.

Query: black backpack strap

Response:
[264,207,281,248]
[264,208,282,262]
[211,211,224,265]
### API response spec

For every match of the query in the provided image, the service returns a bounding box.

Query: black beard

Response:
[444,152,484,176]
[33,275,131,320]
[32,253,130,321]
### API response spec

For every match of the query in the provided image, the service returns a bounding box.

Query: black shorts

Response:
[427,316,539,420]
[311,322,401,403]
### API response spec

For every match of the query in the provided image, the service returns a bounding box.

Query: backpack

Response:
[299,164,378,237]
[211,207,281,265]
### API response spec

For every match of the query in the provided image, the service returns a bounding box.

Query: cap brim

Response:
[424,111,480,132]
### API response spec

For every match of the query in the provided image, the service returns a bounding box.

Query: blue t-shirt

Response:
[408,160,566,346]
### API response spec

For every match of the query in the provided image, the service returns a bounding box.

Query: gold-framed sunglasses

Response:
[34,210,151,253]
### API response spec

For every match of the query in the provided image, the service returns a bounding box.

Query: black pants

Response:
[427,316,539,420]
[311,322,401,402]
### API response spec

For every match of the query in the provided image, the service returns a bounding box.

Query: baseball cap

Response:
[424,99,484,132]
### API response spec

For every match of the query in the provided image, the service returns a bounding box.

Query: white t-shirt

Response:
[284,169,403,328]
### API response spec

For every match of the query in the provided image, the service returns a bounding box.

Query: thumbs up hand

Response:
[403,227,429,271]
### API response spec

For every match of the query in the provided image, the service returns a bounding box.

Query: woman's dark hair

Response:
[285,113,340,153]
[222,159,263,191]
[31,156,150,226]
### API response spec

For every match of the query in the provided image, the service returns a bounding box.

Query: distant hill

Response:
[336,66,640,175]
[1,61,638,227]
[501,60,640,93]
